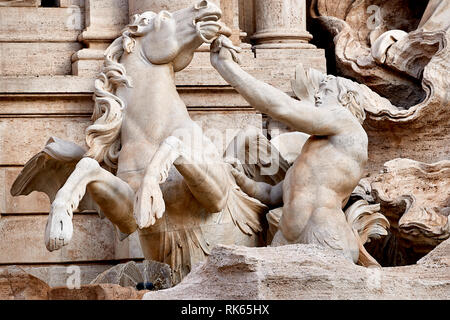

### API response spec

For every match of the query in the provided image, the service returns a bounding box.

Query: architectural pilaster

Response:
[72,0,128,76]
[251,0,314,49]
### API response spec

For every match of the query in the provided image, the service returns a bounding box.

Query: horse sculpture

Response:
[11,1,270,282]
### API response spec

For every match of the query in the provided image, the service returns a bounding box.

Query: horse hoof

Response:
[133,180,165,229]
[45,201,74,251]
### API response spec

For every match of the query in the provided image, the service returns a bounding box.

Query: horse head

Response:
[124,0,230,71]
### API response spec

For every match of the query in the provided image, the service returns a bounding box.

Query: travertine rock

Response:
[143,242,450,300]
[91,260,172,290]
[22,264,114,288]
[418,236,450,266]
[49,284,147,300]
[0,266,49,300]
[371,158,450,247]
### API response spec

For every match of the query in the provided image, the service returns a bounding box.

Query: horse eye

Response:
[142,18,149,25]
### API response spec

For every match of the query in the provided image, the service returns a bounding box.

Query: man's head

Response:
[315,75,366,124]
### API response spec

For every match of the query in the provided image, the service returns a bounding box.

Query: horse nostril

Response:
[195,0,209,10]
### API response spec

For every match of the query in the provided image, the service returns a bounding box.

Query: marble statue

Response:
[10,1,269,283]
[310,0,450,261]
[211,36,389,264]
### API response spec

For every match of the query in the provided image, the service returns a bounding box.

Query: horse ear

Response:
[130,14,141,25]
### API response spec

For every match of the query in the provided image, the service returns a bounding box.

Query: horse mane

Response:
[84,12,157,169]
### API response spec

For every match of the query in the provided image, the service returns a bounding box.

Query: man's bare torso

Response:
[283,127,368,211]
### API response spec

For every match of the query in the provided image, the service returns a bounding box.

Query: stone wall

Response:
[0,0,326,287]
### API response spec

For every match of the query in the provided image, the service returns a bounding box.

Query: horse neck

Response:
[120,47,181,103]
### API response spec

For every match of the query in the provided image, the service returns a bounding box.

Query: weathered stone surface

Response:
[0,95,93,115]
[59,0,85,8]
[91,260,172,290]
[129,0,220,16]
[114,231,144,260]
[371,158,450,247]
[143,243,450,300]
[418,237,450,266]
[22,264,115,288]
[0,7,84,42]
[365,123,450,173]
[91,261,145,288]
[0,42,82,76]
[0,266,49,300]
[1,167,51,214]
[49,283,147,300]
[0,214,115,263]
[251,0,313,49]
[0,117,90,166]
[0,76,93,94]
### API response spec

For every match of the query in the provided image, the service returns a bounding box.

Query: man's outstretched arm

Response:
[210,37,344,136]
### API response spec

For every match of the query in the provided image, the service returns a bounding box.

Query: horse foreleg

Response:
[134,132,230,229]
[134,132,200,229]
[46,157,136,251]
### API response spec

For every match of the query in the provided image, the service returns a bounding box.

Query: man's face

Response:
[315,78,340,108]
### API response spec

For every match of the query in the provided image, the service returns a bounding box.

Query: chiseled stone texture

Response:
[1,43,82,76]
[49,284,147,300]
[21,264,115,288]
[0,266,50,300]
[0,7,83,42]
[143,241,450,300]
[91,260,172,290]
[0,265,148,300]
[0,214,116,263]
[0,7,85,76]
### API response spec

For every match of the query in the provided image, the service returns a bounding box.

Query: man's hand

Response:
[210,35,242,68]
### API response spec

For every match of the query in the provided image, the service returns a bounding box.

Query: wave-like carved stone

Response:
[311,0,450,125]
[371,158,450,246]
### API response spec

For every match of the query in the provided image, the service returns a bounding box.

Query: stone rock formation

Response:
[0,266,50,300]
[364,158,450,266]
[143,241,450,300]
[91,260,172,291]
[49,283,147,300]
[372,158,450,246]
